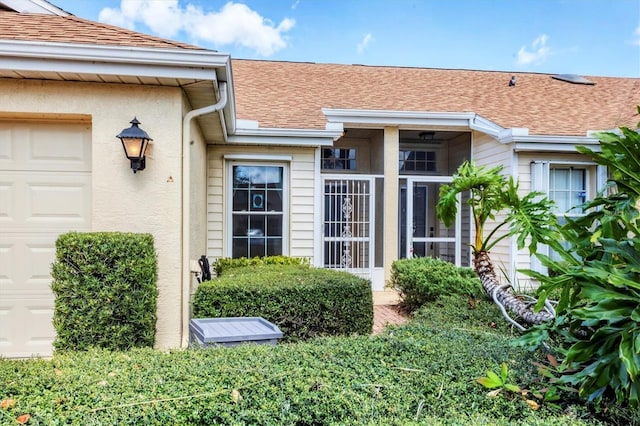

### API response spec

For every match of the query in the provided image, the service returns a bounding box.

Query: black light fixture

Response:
[418,131,435,142]
[116,117,152,173]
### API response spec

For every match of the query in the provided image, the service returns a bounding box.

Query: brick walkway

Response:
[372,304,409,334]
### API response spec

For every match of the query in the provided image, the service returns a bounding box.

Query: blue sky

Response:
[52,0,640,77]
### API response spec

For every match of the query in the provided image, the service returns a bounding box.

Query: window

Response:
[530,161,606,271]
[229,164,286,258]
[399,150,436,173]
[322,148,356,170]
[549,167,587,216]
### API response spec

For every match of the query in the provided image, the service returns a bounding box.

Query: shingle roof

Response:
[0,10,203,50]
[232,59,640,136]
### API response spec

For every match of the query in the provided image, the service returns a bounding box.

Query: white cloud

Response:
[357,33,373,54]
[98,0,295,56]
[291,0,301,10]
[516,34,551,65]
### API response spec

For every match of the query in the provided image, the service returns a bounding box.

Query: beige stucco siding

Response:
[207,145,317,264]
[1,78,185,349]
[472,131,512,281]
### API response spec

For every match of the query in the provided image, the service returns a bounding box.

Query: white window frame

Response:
[530,160,606,273]
[225,160,290,258]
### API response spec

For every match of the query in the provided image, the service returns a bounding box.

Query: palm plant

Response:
[436,161,558,327]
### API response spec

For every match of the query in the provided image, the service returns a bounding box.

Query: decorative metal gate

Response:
[321,176,374,279]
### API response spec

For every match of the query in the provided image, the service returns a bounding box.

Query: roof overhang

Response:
[0,39,236,141]
[323,108,486,129]
[227,119,342,146]
[322,107,604,152]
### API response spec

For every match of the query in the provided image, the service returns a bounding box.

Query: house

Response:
[0,0,638,358]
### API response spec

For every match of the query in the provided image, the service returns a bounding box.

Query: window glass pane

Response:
[232,216,248,236]
[321,147,356,170]
[232,238,248,258]
[266,189,282,212]
[267,216,282,237]
[399,150,436,173]
[232,189,249,211]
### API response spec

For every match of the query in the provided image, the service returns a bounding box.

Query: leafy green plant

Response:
[437,161,558,326]
[477,362,522,395]
[193,265,372,341]
[212,255,310,277]
[51,232,158,351]
[522,114,640,409]
[388,257,482,312]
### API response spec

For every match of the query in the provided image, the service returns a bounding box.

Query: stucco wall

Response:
[0,78,185,349]
[207,144,317,263]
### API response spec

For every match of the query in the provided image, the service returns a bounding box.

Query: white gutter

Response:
[0,40,231,80]
[181,81,228,347]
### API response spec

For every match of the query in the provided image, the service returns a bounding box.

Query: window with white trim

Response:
[229,163,287,258]
[530,161,607,270]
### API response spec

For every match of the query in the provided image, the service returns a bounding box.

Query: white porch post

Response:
[383,126,399,284]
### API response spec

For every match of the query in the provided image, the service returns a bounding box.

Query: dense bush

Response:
[389,257,483,312]
[193,265,372,341]
[51,232,158,351]
[212,255,309,276]
[0,296,612,425]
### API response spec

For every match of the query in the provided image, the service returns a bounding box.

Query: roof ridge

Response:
[63,15,203,50]
[231,58,639,79]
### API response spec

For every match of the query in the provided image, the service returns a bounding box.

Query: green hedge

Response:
[212,255,310,276]
[0,296,611,425]
[51,232,158,351]
[192,265,372,341]
[389,257,482,312]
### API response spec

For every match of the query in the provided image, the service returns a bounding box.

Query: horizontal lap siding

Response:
[207,145,317,263]
[472,132,512,282]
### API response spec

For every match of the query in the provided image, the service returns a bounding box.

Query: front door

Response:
[399,177,462,265]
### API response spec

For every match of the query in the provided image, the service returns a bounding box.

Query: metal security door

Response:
[322,176,374,279]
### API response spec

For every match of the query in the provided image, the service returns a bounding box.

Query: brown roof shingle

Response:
[0,10,204,50]
[232,59,640,136]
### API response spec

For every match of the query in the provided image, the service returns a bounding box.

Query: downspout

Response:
[181,81,228,347]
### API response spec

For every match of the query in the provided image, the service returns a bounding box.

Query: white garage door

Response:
[0,121,91,358]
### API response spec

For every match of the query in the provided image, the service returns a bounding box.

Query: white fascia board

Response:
[228,127,342,146]
[322,108,476,128]
[469,114,505,137]
[0,40,231,80]
[511,135,601,153]
[0,0,68,15]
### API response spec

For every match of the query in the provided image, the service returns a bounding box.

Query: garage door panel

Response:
[0,298,55,358]
[0,181,14,224]
[0,234,58,292]
[0,122,91,172]
[0,171,91,231]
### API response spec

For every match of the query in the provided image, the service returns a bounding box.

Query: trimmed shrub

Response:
[212,255,310,276]
[51,232,158,351]
[192,265,372,341]
[389,257,482,312]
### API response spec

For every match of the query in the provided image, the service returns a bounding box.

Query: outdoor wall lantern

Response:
[116,117,153,173]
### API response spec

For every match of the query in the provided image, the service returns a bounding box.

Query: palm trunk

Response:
[473,251,553,325]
